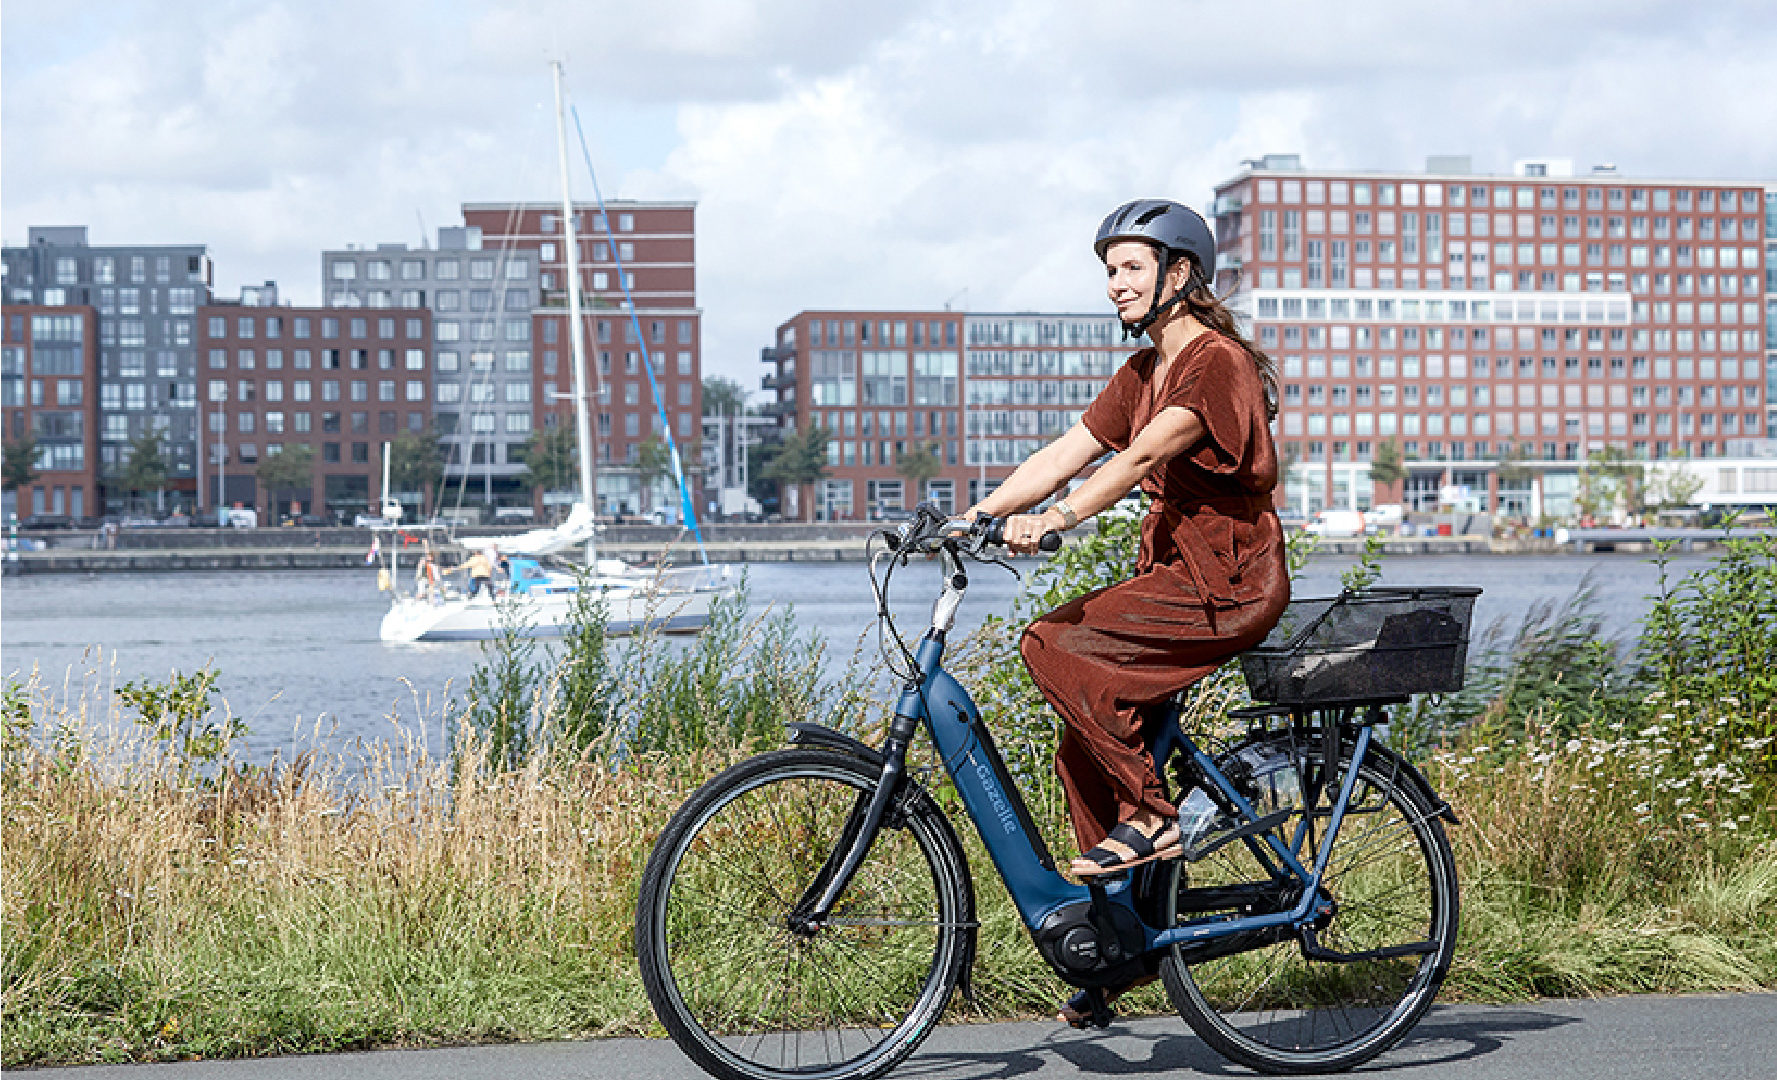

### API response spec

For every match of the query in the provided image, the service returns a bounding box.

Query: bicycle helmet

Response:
[1095,199,1216,337]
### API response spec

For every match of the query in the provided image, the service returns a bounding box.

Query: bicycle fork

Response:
[787,710,920,932]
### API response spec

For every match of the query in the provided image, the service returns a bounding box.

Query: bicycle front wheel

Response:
[636,748,972,1080]
[1160,738,1459,1074]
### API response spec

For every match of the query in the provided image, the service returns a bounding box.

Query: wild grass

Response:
[4,527,1775,1065]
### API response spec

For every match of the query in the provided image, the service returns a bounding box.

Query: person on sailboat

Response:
[452,546,496,600]
[414,542,442,602]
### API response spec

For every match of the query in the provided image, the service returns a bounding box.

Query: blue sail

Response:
[569,105,709,564]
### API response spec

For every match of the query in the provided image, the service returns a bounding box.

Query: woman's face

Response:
[1104,240,1191,322]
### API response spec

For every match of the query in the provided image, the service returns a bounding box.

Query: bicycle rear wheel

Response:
[636,748,972,1080]
[1159,737,1459,1074]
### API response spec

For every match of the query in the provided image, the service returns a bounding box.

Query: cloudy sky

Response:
[5,1,1774,391]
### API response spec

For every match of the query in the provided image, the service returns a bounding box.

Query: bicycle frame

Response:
[805,542,1372,959]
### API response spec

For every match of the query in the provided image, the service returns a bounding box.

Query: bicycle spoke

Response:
[639,752,965,1080]
[1164,742,1457,1072]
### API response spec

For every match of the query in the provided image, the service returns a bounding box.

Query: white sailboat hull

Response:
[379,585,717,643]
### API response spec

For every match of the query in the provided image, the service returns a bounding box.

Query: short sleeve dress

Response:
[1018,329,1290,851]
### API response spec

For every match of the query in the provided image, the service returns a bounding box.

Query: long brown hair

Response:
[1177,259,1278,421]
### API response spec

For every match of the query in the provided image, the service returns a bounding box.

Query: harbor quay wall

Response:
[4,534,1715,574]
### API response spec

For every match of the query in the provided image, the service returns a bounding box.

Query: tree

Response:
[636,435,673,512]
[519,425,578,501]
[1644,458,1705,516]
[255,443,315,516]
[765,425,831,521]
[387,429,447,512]
[701,376,747,418]
[2,435,39,493]
[1495,442,1536,487]
[1367,439,1405,503]
[895,441,942,506]
[1576,447,1640,524]
[122,432,168,513]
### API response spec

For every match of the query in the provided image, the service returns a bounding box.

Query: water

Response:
[0,551,1714,760]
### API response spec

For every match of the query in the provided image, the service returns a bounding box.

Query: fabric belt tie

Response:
[1143,495,1270,610]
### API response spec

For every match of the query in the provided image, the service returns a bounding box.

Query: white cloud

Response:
[4,0,1775,392]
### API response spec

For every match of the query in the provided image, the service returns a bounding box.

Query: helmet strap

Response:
[1121,255,1187,340]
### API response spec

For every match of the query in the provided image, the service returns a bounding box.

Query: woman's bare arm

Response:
[997,406,1205,553]
[967,422,1109,519]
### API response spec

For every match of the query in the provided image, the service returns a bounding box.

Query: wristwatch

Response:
[1053,499,1079,530]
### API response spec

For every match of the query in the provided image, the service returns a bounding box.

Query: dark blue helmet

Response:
[1094,199,1216,282]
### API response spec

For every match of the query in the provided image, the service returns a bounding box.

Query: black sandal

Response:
[1070,819,1182,877]
[1058,974,1160,1029]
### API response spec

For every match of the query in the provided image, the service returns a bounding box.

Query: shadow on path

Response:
[897,1004,1578,1079]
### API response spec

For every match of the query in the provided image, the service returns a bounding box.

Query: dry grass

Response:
[4,666,1774,1067]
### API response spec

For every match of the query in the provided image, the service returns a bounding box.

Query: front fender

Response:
[784,722,884,767]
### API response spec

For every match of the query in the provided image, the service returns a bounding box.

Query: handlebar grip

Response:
[983,516,1064,552]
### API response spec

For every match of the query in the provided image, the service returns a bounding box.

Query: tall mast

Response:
[552,61,598,559]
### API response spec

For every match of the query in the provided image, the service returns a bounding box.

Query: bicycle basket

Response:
[1239,586,1481,704]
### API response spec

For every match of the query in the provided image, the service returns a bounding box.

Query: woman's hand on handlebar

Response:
[1001,509,1064,555]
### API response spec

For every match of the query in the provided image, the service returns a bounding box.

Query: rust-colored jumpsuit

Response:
[1020,331,1290,852]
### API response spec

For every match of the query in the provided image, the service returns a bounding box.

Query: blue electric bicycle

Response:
[636,504,1475,1078]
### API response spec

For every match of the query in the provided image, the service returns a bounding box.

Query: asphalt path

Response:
[28,993,1776,1079]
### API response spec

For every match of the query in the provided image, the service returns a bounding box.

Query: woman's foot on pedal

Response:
[1069,815,1182,877]
[1057,975,1159,1028]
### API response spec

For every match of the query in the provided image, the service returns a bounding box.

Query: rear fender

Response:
[1224,730,1458,825]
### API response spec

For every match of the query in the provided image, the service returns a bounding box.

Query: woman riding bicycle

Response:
[966,198,1290,882]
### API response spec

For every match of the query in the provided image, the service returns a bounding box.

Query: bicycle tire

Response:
[1159,736,1459,1074]
[636,748,972,1080]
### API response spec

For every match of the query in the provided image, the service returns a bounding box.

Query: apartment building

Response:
[2,228,211,510]
[321,225,534,513]
[1214,155,1771,518]
[2,304,101,522]
[762,310,1124,519]
[462,200,703,517]
[198,283,432,519]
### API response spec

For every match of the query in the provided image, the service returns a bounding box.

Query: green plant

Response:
[764,425,832,521]
[254,442,315,513]
[386,429,447,512]
[2,435,40,492]
[519,426,579,499]
[115,665,243,772]
[460,601,545,769]
[121,431,169,508]
[1339,532,1386,592]
[1368,439,1405,488]
[1640,519,1777,778]
[701,376,747,418]
[545,578,618,757]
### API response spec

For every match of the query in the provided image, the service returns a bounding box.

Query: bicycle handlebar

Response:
[885,501,1063,558]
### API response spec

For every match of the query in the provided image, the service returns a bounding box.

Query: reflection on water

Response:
[0,551,1713,761]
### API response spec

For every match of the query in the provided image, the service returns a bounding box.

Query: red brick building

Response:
[197,288,432,520]
[762,310,1125,519]
[1214,155,1768,518]
[2,304,101,522]
[461,201,703,516]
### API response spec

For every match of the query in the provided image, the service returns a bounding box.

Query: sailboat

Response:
[376,63,731,644]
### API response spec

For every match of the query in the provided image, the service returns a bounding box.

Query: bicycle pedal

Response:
[1087,987,1114,1029]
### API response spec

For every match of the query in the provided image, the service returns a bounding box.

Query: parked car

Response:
[1304,510,1367,538]
[19,514,73,530]
[1363,504,1404,533]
